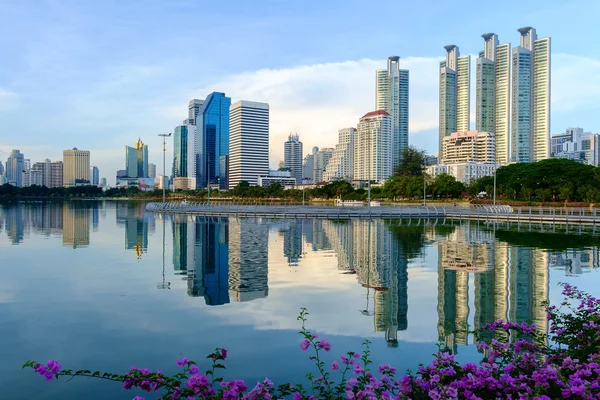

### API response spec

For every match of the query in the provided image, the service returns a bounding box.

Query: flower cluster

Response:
[24,284,600,399]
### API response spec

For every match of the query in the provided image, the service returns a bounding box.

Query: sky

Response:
[1,0,599,184]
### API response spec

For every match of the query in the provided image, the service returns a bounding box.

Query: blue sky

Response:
[1,0,599,183]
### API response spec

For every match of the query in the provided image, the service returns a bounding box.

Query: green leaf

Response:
[92,371,100,377]
[213,363,225,369]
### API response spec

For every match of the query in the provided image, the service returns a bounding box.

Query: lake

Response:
[1,200,599,399]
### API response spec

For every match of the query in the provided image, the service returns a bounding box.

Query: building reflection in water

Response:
[172,216,268,305]
[437,222,549,354]
[62,203,90,249]
[116,202,155,260]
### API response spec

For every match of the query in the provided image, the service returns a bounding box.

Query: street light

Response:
[158,133,172,203]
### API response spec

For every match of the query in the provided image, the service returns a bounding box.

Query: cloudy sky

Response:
[1,0,599,183]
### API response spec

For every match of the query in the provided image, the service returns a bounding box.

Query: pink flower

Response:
[221,348,228,359]
[331,360,339,371]
[189,365,199,375]
[317,339,331,352]
[176,357,189,366]
[293,392,302,400]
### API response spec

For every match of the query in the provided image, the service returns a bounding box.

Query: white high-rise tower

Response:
[376,56,409,171]
[511,27,551,162]
[439,46,471,161]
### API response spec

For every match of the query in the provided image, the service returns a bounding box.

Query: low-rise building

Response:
[257,170,297,188]
[427,162,495,185]
[441,130,495,164]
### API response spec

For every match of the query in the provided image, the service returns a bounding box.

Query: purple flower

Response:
[347,378,358,387]
[331,360,339,371]
[133,397,145,400]
[353,363,364,375]
[176,357,189,366]
[189,365,199,375]
[221,348,228,359]
[293,392,302,400]
[300,339,311,351]
[353,352,361,359]
[317,339,331,352]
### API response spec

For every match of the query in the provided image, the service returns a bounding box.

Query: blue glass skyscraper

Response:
[173,125,188,177]
[196,92,231,188]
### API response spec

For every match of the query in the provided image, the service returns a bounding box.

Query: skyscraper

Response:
[284,133,303,184]
[313,148,333,184]
[6,150,25,187]
[50,161,63,188]
[148,163,156,178]
[302,147,319,183]
[0,160,4,176]
[173,125,189,178]
[32,159,52,187]
[376,56,409,169]
[439,46,471,160]
[63,148,91,187]
[355,110,392,182]
[228,100,270,189]
[475,34,511,165]
[125,139,148,178]
[511,27,551,162]
[90,165,99,186]
[195,92,231,188]
[187,99,204,125]
[323,127,356,181]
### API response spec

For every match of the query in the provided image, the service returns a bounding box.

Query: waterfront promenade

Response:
[146,202,600,225]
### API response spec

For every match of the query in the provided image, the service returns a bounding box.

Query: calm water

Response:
[1,200,600,399]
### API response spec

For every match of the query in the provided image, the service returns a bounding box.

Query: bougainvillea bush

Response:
[25,284,600,399]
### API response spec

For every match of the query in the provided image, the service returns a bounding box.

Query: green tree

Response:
[394,146,425,177]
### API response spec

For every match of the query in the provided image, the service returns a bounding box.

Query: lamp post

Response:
[158,133,172,203]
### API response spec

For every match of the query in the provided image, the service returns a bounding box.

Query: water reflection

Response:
[2,202,600,351]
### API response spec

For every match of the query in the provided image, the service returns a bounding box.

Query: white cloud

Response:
[192,57,442,165]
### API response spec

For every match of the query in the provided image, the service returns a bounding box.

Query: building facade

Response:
[6,149,25,187]
[323,127,356,182]
[441,130,496,164]
[257,170,297,188]
[125,139,148,178]
[439,46,471,161]
[376,56,409,170]
[173,125,189,179]
[427,162,495,185]
[63,148,91,186]
[313,148,333,184]
[511,27,551,162]
[148,163,156,178]
[195,92,231,188]
[354,110,392,182]
[302,147,319,183]
[228,100,269,189]
[90,166,99,186]
[284,133,303,184]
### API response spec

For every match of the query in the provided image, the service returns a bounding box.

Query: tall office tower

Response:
[22,169,42,187]
[228,218,269,302]
[6,149,25,187]
[313,148,333,184]
[173,125,189,178]
[512,27,551,162]
[354,110,392,182]
[90,166,99,186]
[228,100,270,189]
[0,160,4,176]
[125,139,148,178]
[196,92,231,188]
[439,46,471,160]
[323,127,356,181]
[302,146,319,183]
[63,148,90,187]
[376,56,409,169]
[100,177,107,187]
[476,34,511,165]
[187,99,204,125]
[284,133,303,184]
[148,163,156,178]
[50,161,63,188]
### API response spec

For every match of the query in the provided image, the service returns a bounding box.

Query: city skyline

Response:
[1,1,598,185]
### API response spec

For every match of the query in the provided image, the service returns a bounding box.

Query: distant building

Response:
[173,125,189,178]
[284,133,303,184]
[302,147,318,184]
[257,170,297,188]
[187,99,204,126]
[0,160,4,176]
[63,148,91,186]
[100,177,107,187]
[441,130,496,164]
[125,139,148,178]
[589,134,600,167]
[313,148,333,184]
[354,110,392,182]
[50,161,63,188]
[90,165,99,186]
[22,169,43,187]
[323,128,355,182]
[228,100,269,189]
[219,155,229,190]
[148,163,157,178]
[32,159,52,187]
[550,127,591,164]
[6,150,25,187]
